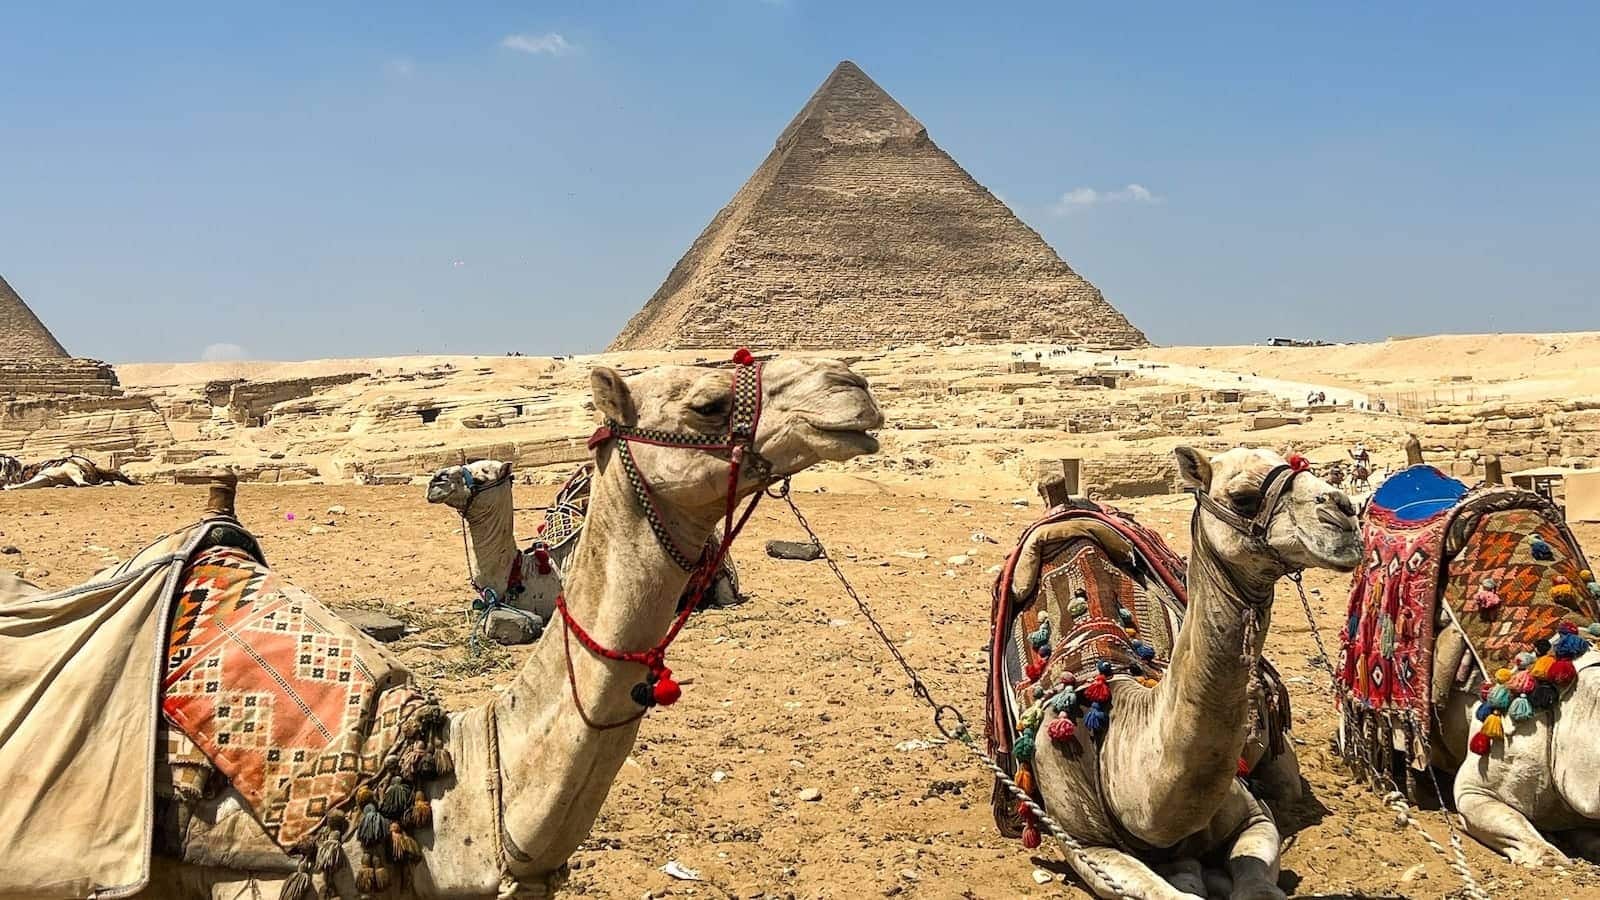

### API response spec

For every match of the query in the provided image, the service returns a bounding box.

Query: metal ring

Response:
[933,704,970,741]
[765,478,793,499]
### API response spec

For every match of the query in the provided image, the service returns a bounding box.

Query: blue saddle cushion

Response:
[1370,465,1467,522]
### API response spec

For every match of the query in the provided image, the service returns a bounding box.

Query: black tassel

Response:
[278,866,314,900]
[379,779,412,820]
[314,829,344,874]
[356,803,387,848]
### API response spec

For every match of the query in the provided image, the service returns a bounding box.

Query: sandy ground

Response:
[7,481,1600,899]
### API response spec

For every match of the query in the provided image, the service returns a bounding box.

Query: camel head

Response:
[425,458,512,512]
[588,356,882,520]
[1175,445,1362,578]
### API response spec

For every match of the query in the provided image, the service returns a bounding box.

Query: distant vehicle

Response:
[1266,337,1337,347]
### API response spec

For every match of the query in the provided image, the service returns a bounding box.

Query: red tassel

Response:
[533,546,552,575]
[1477,682,1492,701]
[732,348,756,366]
[1237,757,1251,777]
[586,425,613,450]
[1083,674,1111,704]
[1021,824,1041,849]
[1047,717,1075,743]
[1469,731,1491,755]
[652,671,682,705]
[1287,454,1310,472]
[1015,800,1032,819]
[1024,659,1045,682]
[1550,657,1578,686]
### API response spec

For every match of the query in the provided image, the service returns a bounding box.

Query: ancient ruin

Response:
[608,61,1148,352]
[0,273,120,399]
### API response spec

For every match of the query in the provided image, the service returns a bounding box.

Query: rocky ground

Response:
[7,480,1600,899]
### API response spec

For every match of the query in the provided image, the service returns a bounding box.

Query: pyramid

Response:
[0,273,69,358]
[609,61,1148,351]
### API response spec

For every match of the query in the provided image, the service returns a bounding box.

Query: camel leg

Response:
[1220,787,1285,900]
[1154,857,1207,896]
[1064,846,1205,900]
[1455,779,1569,866]
[2,474,58,490]
[1248,741,1303,806]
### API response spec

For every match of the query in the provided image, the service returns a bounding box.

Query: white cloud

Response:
[201,342,248,362]
[1052,183,1159,214]
[500,32,573,56]
[384,57,416,77]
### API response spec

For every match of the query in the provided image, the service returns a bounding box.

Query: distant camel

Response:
[0,454,136,490]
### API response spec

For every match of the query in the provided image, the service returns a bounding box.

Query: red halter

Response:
[558,348,770,728]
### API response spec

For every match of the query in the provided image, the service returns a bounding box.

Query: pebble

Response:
[946,554,972,566]
[307,526,328,535]
[797,787,823,802]
[0,546,18,555]
[1399,863,1425,883]
[1032,869,1053,885]
[898,870,919,882]
[23,567,48,580]
[712,770,729,783]
[327,505,346,515]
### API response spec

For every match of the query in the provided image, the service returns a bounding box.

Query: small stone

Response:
[1399,863,1426,883]
[893,550,929,560]
[797,787,822,802]
[307,526,328,535]
[1032,869,1053,885]
[766,540,823,561]
[0,546,18,555]
[23,566,48,580]
[484,609,544,645]
[711,770,729,783]
[327,505,346,515]
[946,554,972,566]
[333,608,408,643]
[898,869,919,882]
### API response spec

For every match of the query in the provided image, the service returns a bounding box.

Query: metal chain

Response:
[776,485,1134,899]
[1287,574,1490,900]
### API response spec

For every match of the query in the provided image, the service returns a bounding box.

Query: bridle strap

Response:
[1191,463,1303,542]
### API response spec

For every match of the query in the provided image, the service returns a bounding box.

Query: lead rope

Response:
[1287,572,1490,900]
[774,483,1134,899]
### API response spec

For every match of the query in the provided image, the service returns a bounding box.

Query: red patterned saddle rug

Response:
[162,545,444,853]
[1340,470,1600,770]
[986,500,1292,845]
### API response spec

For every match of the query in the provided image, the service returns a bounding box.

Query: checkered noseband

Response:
[586,352,773,571]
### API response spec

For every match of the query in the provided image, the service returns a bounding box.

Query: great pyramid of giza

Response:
[0,273,70,358]
[609,61,1147,351]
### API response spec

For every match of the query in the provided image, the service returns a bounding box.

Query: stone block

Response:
[334,608,407,643]
[484,608,544,645]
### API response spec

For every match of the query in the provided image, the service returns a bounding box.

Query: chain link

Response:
[1287,574,1490,900]
[778,486,1135,898]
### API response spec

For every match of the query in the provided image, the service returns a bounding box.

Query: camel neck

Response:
[1127,513,1276,843]
[461,484,519,596]
[488,451,710,876]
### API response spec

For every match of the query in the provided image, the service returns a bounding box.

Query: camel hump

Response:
[202,469,238,518]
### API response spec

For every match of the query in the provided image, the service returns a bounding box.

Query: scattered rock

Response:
[327,505,346,515]
[661,860,702,881]
[893,550,929,560]
[0,546,17,555]
[1032,870,1053,885]
[23,567,48,580]
[970,531,997,544]
[711,770,729,783]
[766,539,824,561]
[333,608,408,643]
[1399,863,1426,883]
[796,787,823,802]
[484,608,544,645]
[946,553,972,566]
[307,526,328,535]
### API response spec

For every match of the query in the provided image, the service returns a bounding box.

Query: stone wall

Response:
[0,359,120,398]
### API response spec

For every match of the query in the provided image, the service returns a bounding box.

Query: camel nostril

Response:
[1334,493,1356,517]
[1317,506,1353,529]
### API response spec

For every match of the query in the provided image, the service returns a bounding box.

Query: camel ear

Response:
[1173,446,1213,491]
[496,461,513,482]
[590,367,637,426]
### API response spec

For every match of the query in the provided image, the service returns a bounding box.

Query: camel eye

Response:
[1227,490,1262,517]
[689,396,730,419]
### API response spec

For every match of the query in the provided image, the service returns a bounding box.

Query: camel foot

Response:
[1156,857,1206,896]
[1503,839,1571,867]
[1457,782,1568,867]
[1202,868,1232,899]
[1227,875,1285,900]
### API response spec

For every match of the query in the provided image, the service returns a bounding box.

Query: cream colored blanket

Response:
[0,521,216,899]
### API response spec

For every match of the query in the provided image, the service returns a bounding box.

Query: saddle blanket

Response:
[162,545,429,849]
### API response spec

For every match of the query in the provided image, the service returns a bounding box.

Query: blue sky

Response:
[2,2,1596,362]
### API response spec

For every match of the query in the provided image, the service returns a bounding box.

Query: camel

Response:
[426,461,740,632]
[0,453,135,489]
[139,356,882,898]
[1027,447,1360,900]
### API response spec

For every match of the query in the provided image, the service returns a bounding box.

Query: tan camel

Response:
[1030,447,1360,900]
[143,356,882,898]
[426,461,739,629]
[1,453,135,490]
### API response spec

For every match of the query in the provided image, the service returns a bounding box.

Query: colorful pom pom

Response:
[1481,713,1505,739]
[1516,651,1538,669]
[1469,731,1491,755]
[1531,537,1555,561]
[1508,671,1537,694]
[1083,674,1111,704]
[1554,629,1588,660]
[1531,683,1560,709]
[1494,668,1512,684]
[1509,696,1535,723]
[1047,716,1076,743]
[1013,729,1036,762]
[1237,757,1251,777]
[1016,767,1035,794]
[1021,823,1041,849]
[731,348,756,366]
[1531,655,1555,680]
[1474,701,1493,721]
[1084,702,1108,733]
[1131,640,1156,661]
[1549,657,1578,686]
[1117,607,1134,623]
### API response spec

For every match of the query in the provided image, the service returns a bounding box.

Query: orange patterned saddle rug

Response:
[162,545,436,850]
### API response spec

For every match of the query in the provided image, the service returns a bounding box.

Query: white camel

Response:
[1029,447,1360,900]
[0,453,135,490]
[141,356,883,898]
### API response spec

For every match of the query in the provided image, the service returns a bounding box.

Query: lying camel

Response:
[0,453,136,490]
[140,355,882,897]
[1027,447,1360,899]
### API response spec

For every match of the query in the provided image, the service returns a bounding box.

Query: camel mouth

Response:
[424,480,453,504]
[1309,528,1363,572]
[803,418,882,458]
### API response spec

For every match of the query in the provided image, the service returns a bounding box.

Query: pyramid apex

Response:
[776,59,923,150]
[0,273,70,358]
